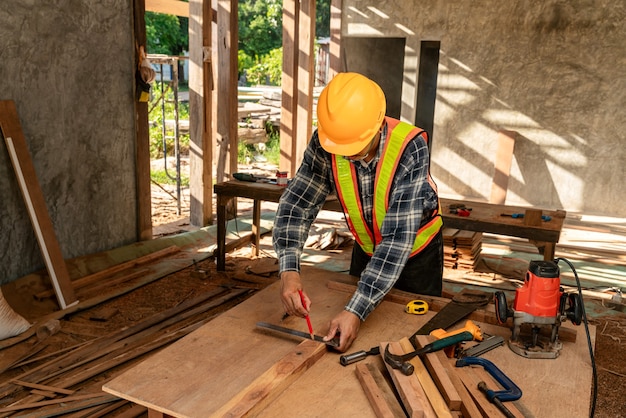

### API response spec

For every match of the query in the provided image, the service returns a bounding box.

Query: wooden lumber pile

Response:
[443,228,482,271]
[0,287,252,417]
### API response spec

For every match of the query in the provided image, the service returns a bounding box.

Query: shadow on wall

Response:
[431,50,594,211]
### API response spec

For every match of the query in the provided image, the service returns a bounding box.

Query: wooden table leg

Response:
[543,241,556,261]
[216,195,230,271]
[252,199,261,257]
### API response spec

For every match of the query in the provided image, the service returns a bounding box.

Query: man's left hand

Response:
[324,310,360,352]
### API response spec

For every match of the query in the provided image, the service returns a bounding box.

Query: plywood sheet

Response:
[104,266,594,418]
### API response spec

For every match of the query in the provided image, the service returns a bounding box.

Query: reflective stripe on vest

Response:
[332,118,443,257]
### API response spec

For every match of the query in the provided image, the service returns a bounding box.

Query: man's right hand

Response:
[280,271,310,317]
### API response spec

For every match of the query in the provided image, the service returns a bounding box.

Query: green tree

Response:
[145,12,189,56]
[238,0,283,58]
[316,0,330,38]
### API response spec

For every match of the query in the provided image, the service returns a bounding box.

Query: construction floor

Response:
[0,186,624,416]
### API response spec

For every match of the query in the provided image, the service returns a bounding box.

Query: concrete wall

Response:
[342,0,626,218]
[0,1,137,284]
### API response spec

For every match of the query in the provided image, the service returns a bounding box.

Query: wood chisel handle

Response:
[340,346,380,366]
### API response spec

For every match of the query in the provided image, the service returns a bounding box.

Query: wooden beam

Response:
[413,335,462,412]
[280,0,316,176]
[295,0,316,171]
[212,339,328,417]
[133,0,153,241]
[216,0,238,184]
[189,0,214,226]
[146,0,189,17]
[355,362,406,418]
[329,0,343,77]
[399,338,453,418]
[280,0,299,174]
[380,341,435,417]
[0,100,77,309]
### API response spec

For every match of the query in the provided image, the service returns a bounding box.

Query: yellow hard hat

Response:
[317,72,386,156]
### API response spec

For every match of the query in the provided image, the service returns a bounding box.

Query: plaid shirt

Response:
[273,122,438,320]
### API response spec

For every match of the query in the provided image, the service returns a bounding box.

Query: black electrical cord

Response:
[555,257,597,418]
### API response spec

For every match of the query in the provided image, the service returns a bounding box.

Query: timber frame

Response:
[135,0,343,237]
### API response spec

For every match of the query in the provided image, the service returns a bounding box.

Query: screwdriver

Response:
[500,213,551,221]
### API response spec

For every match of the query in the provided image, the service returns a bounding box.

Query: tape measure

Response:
[405,300,429,315]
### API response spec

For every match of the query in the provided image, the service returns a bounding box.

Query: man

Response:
[273,72,444,352]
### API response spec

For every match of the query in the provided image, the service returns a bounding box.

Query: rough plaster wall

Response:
[343,0,626,217]
[0,1,137,284]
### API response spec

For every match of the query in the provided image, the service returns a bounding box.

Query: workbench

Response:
[213,180,566,270]
[103,266,593,418]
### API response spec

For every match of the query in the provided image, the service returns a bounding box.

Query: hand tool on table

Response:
[458,335,505,358]
[456,356,522,418]
[256,322,339,347]
[339,346,380,366]
[409,289,491,347]
[449,203,472,216]
[405,299,429,314]
[495,259,582,358]
[430,319,483,341]
[233,172,273,183]
[500,212,551,221]
[233,172,257,182]
[298,289,314,339]
[384,331,474,376]
[430,319,484,357]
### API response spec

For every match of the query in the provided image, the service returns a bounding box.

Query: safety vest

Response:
[332,117,443,257]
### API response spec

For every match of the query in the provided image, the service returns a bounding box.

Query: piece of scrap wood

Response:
[0,392,115,413]
[89,307,120,322]
[35,245,180,300]
[29,389,57,398]
[472,367,527,418]
[211,338,328,417]
[380,342,436,418]
[0,100,77,309]
[11,379,75,395]
[454,366,506,418]
[413,335,462,411]
[355,362,406,418]
[424,349,482,418]
[399,338,453,418]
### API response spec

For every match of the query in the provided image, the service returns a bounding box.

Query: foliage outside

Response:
[145,0,331,172]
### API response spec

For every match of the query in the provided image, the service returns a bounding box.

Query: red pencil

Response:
[298,289,314,339]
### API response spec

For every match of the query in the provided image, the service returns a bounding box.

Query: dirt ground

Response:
[0,180,624,417]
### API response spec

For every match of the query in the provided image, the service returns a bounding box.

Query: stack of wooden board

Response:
[443,228,482,271]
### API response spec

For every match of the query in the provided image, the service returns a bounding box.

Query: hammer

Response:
[384,331,474,375]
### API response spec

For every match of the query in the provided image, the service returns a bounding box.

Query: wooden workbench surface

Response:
[103,266,593,418]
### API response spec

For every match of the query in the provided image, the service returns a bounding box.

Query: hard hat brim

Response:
[318,124,378,156]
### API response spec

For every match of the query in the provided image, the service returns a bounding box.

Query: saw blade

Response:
[256,322,339,347]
